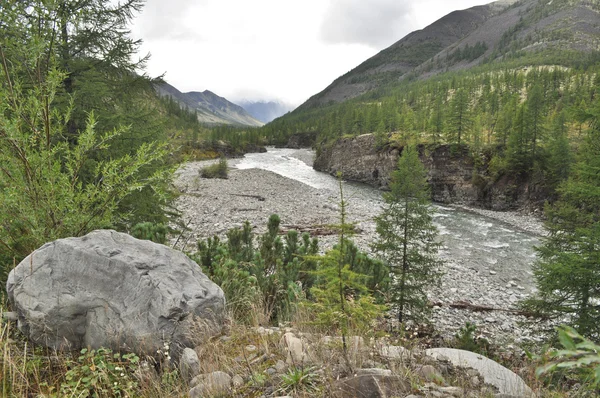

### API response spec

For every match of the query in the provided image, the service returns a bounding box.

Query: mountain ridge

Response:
[297,0,600,111]
[155,82,264,127]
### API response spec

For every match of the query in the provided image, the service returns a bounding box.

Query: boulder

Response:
[7,230,225,357]
[426,348,535,397]
[190,371,232,397]
[281,332,310,364]
[334,374,410,398]
[180,348,201,381]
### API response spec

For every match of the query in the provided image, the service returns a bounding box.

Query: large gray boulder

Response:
[426,348,535,397]
[6,230,225,356]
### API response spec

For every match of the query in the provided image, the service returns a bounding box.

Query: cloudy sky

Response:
[132,0,493,106]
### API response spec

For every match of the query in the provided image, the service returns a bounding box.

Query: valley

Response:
[174,148,546,344]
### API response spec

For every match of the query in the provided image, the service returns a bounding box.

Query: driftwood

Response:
[230,194,266,201]
[279,224,363,236]
[434,300,537,317]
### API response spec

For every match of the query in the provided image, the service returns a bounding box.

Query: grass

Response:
[0,300,597,397]
[200,158,229,179]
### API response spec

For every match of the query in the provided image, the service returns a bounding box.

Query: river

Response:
[175,147,544,342]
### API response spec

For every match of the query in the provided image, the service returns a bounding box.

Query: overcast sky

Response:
[132,0,493,106]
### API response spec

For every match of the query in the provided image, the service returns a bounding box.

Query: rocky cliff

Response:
[314,134,546,210]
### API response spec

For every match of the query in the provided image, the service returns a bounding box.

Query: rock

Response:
[180,348,201,381]
[281,332,309,364]
[416,365,443,382]
[232,374,244,388]
[426,348,535,397]
[356,368,393,377]
[379,345,411,360]
[6,230,225,356]
[274,359,287,372]
[437,386,464,397]
[190,371,232,397]
[2,312,17,321]
[334,374,410,398]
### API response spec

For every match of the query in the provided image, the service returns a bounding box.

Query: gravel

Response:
[171,150,549,345]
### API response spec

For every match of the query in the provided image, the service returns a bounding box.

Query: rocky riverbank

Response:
[172,149,548,345]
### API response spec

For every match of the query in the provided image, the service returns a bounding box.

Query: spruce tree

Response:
[372,146,443,326]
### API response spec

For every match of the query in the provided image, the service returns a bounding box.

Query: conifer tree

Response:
[523,98,600,339]
[308,176,383,360]
[448,88,472,145]
[372,146,443,326]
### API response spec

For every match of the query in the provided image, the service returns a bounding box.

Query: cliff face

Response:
[314,134,544,210]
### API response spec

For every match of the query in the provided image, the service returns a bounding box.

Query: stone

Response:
[379,345,411,360]
[179,348,201,381]
[356,368,393,377]
[333,374,410,398]
[274,359,287,372]
[416,365,443,382]
[426,348,535,397]
[437,386,464,397]
[189,371,232,397]
[6,230,225,356]
[232,374,244,388]
[281,332,309,364]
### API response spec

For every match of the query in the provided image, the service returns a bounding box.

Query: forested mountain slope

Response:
[299,0,600,110]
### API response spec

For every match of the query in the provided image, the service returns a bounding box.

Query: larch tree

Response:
[522,96,600,339]
[372,146,443,326]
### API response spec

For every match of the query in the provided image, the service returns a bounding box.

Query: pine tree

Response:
[372,146,443,326]
[523,98,600,339]
[307,175,383,360]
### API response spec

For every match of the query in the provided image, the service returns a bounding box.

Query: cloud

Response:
[320,0,418,49]
[137,0,206,40]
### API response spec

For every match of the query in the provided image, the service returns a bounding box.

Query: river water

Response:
[176,147,543,341]
[232,147,545,341]
[235,148,538,295]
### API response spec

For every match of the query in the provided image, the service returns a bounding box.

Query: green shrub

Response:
[60,348,140,397]
[537,326,600,390]
[131,222,168,244]
[200,158,229,179]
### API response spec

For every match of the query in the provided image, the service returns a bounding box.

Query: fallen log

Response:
[432,300,538,317]
[230,194,266,201]
[280,224,363,236]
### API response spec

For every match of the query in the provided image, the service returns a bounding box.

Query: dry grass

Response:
[0,302,593,397]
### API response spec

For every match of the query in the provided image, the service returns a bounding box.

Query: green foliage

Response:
[0,0,175,278]
[537,326,600,390]
[196,217,319,324]
[453,322,492,357]
[522,97,600,339]
[278,366,320,395]
[305,176,385,357]
[372,146,443,326]
[60,348,140,398]
[200,158,229,179]
[131,222,168,244]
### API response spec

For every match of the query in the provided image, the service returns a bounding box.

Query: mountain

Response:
[236,100,295,123]
[155,82,264,127]
[299,0,600,110]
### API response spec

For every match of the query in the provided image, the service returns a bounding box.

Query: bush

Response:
[131,222,168,244]
[200,158,229,179]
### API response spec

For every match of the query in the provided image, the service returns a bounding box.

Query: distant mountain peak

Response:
[236,99,295,124]
[155,83,263,127]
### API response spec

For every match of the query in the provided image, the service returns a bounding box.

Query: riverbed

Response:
[173,148,545,344]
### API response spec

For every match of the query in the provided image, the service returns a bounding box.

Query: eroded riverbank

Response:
[172,148,545,344]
